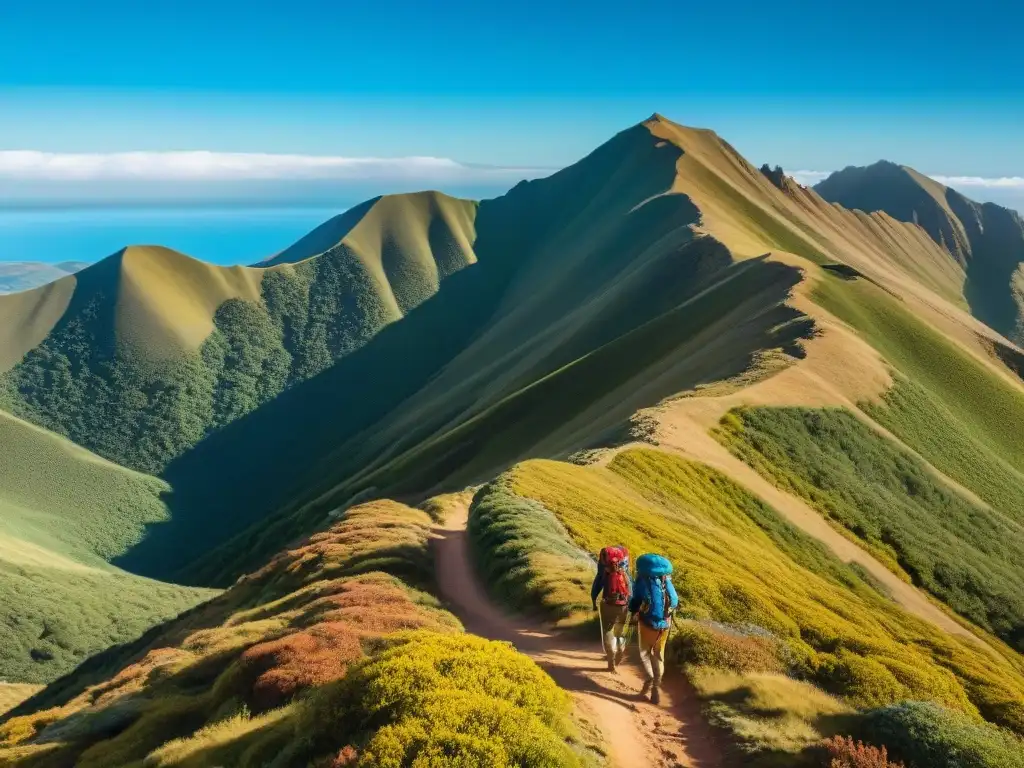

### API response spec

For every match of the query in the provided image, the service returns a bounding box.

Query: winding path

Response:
[433,501,725,768]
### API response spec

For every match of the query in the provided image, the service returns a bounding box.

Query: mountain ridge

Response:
[816,161,1024,344]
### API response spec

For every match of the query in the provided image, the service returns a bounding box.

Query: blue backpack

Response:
[636,554,674,626]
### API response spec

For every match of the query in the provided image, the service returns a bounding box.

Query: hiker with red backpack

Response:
[591,545,633,672]
[629,553,678,704]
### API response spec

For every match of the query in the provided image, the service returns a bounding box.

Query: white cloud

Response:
[930,175,1024,189]
[0,150,541,181]
[789,169,1024,191]
[789,170,832,187]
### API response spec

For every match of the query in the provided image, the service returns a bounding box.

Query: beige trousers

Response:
[638,623,669,684]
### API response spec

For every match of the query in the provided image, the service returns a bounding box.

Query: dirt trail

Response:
[433,502,725,768]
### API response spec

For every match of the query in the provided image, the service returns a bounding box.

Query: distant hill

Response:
[0,407,214,684]
[0,191,478,475]
[816,161,1024,344]
[0,261,87,294]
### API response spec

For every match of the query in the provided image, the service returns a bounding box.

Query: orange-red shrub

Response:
[313,745,358,767]
[295,575,453,635]
[672,624,787,674]
[823,736,904,768]
[241,622,363,712]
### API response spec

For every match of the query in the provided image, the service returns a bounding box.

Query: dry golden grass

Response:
[691,668,854,756]
[141,705,295,768]
[0,689,41,719]
[0,278,75,373]
[115,245,265,357]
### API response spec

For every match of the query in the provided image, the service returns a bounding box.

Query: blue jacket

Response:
[591,564,633,604]
[629,574,678,629]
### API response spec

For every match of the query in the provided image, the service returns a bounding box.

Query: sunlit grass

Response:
[493,450,1024,735]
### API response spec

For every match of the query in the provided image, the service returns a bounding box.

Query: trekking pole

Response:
[597,607,606,658]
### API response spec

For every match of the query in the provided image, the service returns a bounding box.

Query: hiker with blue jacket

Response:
[629,553,678,704]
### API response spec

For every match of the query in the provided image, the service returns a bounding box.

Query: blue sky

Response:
[0,0,1021,206]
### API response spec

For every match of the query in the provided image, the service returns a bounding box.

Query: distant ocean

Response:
[0,205,352,266]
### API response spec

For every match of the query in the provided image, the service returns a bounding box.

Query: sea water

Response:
[0,205,352,266]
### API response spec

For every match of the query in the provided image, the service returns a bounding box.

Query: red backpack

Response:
[599,545,631,605]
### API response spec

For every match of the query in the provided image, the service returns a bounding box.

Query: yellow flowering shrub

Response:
[302,631,583,767]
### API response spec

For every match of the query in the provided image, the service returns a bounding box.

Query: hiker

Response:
[629,553,678,704]
[591,544,632,671]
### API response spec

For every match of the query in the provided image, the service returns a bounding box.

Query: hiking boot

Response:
[640,679,652,697]
[607,658,617,673]
[650,685,661,705]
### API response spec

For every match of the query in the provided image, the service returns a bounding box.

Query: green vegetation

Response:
[0,500,588,768]
[469,450,1024,751]
[861,378,1024,525]
[0,562,214,685]
[813,271,1024,475]
[859,701,1024,768]
[0,409,171,563]
[468,478,594,623]
[716,406,1024,648]
[0,410,214,684]
[303,631,583,767]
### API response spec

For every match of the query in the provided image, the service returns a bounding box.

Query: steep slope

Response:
[817,162,1024,343]
[0,408,214,687]
[141,122,815,584]
[0,262,87,295]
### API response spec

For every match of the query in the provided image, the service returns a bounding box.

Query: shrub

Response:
[859,701,1024,768]
[245,501,442,595]
[816,652,910,710]
[0,500,464,767]
[240,623,363,712]
[822,735,903,768]
[301,631,582,767]
[671,623,787,674]
[467,479,594,622]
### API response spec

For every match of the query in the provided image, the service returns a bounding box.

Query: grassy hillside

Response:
[816,162,1024,344]
[471,450,1024,763]
[0,409,214,684]
[131,116,1024,594]
[0,500,593,768]
[716,406,1024,647]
